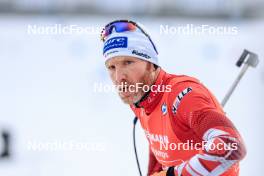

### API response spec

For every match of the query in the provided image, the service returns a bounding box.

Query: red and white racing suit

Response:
[131,69,246,176]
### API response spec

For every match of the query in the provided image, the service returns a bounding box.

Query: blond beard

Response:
[119,63,158,105]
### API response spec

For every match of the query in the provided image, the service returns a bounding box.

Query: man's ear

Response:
[146,62,158,72]
[153,64,159,70]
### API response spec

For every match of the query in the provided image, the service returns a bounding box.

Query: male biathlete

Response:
[100,20,246,176]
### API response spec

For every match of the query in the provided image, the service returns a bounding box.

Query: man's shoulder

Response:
[164,73,212,107]
[166,73,202,90]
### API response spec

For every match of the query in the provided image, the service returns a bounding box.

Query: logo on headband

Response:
[132,50,151,59]
[103,37,127,54]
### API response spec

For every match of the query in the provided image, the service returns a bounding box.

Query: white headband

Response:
[102,29,159,66]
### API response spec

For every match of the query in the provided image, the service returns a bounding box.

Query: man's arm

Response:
[172,110,246,176]
[168,83,247,176]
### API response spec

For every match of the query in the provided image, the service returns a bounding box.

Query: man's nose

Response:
[115,67,127,83]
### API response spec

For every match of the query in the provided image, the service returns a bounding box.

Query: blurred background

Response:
[0,0,263,175]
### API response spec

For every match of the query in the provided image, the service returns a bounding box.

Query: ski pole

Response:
[221,49,259,107]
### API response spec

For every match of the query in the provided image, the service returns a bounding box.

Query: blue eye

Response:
[108,65,115,70]
[125,60,133,65]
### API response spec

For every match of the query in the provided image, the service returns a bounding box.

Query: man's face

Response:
[105,56,155,105]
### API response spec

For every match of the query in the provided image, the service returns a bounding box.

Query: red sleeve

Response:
[167,82,246,176]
